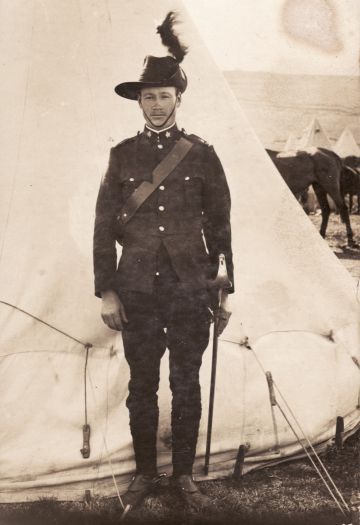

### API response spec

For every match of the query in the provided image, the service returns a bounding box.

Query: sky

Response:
[182,0,360,75]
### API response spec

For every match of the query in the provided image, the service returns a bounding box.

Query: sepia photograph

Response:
[0,1,359,524]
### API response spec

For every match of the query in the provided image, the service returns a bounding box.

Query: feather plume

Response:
[157,12,188,63]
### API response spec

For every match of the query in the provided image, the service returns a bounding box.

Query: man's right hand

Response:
[100,290,128,331]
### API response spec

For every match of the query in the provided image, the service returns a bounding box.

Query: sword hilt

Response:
[210,254,231,290]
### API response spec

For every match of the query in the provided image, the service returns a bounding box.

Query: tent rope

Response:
[87,363,125,510]
[84,344,90,427]
[234,327,360,374]
[244,341,350,515]
[90,347,114,485]
[275,383,350,512]
[0,300,92,348]
[80,344,92,460]
[0,299,355,511]
[0,299,125,502]
[275,400,348,516]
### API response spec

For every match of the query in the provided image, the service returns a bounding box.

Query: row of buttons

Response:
[158,184,165,233]
[120,176,191,223]
[158,180,165,232]
[120,205,165,221]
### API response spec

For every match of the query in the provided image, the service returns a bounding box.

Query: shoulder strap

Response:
[119,137,193,226]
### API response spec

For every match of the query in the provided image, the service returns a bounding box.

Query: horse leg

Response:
[312,183,330,238]
[349,194,353,214]
[339,203,357,246]
[326,192,356,247]
[314,151,357,246]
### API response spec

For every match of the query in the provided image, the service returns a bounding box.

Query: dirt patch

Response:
[309,212,360,280]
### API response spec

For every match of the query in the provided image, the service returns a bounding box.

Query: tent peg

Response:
[84,489,92,505]
[335,416,344,449]
[233,443,250,480]
[350,492,360,525]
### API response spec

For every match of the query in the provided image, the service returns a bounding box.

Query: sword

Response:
[204,253,231,476]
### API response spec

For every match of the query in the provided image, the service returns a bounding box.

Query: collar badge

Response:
[165,131,171,138]
[146,131,152,138]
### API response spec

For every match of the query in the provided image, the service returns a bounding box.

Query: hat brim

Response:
[114,81,171,100]
[115,74,187,100]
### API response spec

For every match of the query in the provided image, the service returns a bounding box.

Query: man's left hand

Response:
[216,292,232,336]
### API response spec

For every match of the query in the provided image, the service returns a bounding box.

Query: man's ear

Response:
[137,94,142,109]
[176,93,182,107]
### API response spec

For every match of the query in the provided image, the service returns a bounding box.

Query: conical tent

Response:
[296,117,336,211]
[283,132,298,152]
[298,117,333,150]
[334,127,360,158]
[0,0,359,502]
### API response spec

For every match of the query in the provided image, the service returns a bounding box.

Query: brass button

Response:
[158,206,165,211]
[159,185,165,191]
[158,226,165,232]
[129,177,134,182]
[185,176,190,181]
[155,271,160,276]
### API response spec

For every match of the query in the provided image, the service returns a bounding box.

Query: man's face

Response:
[138,86,180,129]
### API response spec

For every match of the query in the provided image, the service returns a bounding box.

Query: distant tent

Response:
[0,0,359,503]
[297,118,334,211]
[334,127,360,158]
[298,117,332,150]
[283,132,298,152]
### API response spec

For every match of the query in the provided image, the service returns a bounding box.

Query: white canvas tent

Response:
[334,127,360,158]
[0,0,359,503]
[297,117,333,150]
[296,118,335,212]
[283,132,298,152]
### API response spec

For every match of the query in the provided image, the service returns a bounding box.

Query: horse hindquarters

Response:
[315,152,354,244]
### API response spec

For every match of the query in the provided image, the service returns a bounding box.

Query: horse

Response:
[341,156,360,214]
[341,165,360,214]
[266,147,356,247]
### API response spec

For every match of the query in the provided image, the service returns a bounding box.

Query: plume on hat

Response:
[157,12,188,63]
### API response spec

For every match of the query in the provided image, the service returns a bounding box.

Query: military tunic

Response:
[93,123,233,476]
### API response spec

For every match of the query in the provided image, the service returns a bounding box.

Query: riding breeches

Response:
[120,280,212,476]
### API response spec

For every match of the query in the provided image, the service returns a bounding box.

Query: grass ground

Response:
[1,213,359,525]
[1,431,359,525]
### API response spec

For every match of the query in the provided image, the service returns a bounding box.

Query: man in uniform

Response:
[93,13,233,512]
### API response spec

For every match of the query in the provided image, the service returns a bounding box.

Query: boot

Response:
[172,474,212,511]
[121,473,159,510]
